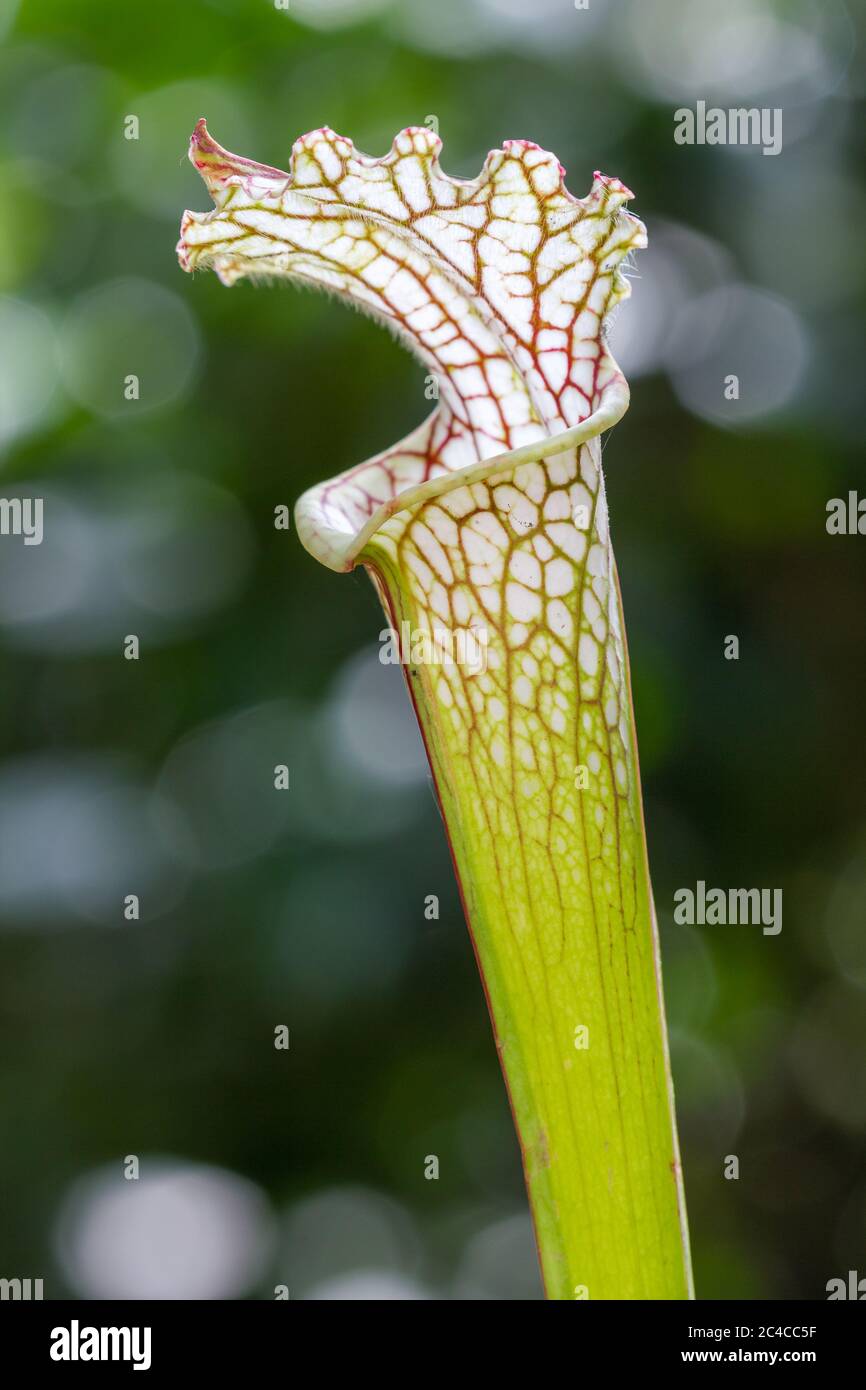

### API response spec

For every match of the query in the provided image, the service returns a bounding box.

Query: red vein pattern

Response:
[179,120,643,569]
[179,124,691,1301]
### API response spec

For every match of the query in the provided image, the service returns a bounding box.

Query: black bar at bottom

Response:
[0,1298,860,1374]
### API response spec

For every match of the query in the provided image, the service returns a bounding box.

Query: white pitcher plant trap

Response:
[178,119,693,1301]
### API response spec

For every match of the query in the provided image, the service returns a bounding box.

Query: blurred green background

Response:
[0,0,864,1299]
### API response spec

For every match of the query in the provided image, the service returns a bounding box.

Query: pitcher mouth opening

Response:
[294,380,630,573]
